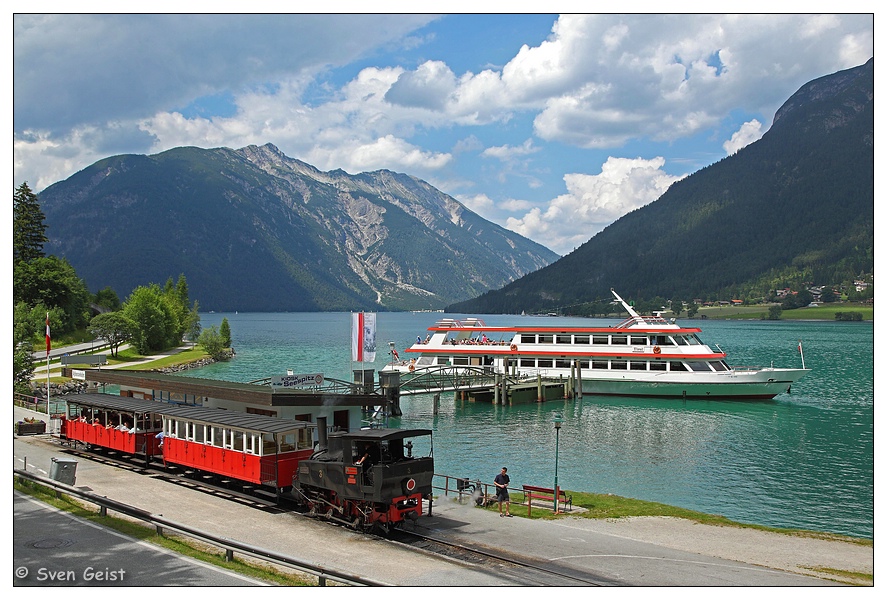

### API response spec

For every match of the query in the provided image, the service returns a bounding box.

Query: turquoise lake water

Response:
[191,312,873,539]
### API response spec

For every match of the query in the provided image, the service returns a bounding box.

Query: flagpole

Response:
[798,340,805,370]
[46,312,51,415]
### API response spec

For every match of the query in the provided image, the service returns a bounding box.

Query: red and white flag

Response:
[45,312,51,356]
[351,312,377,362]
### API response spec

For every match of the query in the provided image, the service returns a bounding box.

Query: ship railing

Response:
[614,315,671,328]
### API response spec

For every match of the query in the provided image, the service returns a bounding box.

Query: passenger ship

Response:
[392,290,809,400]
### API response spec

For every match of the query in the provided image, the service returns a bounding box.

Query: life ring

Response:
[408,363,415,372]
[510,344,518,352]
[653,346,661,355]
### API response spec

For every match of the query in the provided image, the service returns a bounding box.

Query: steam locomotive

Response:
[293,422,435,534]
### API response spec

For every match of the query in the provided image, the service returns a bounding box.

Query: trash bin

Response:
[50,457,77,486]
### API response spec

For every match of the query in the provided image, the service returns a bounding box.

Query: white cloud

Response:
[506,157,684,255]
[481,139,540,161]
[723,120,764,155]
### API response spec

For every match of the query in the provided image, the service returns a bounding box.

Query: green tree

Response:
[122,284,180,353]
[768,305,783,320]
[88,312,137,358]
[670,299,684,316]
[197,325,226,360]
[94,286,121,311]
[13,256,92,333]
[13,182,47,263]
[184,301,202,342]
[13,303,36,395]
[219,317,232,348]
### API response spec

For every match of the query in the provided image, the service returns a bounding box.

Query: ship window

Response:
[592,335,608,344]
[675,336,689,346]
[630,361,647,371]
[686,361,712,372]
[519,358,536,367]
[578,360,590,369]
[611,335,628,345]
[574,335,589,344]
[653,335,675,346]
[435,356,450,365]
[649,362,667,371]
[556,335,572,344]
[592,360,608,369]
[520,334,536,344]
[555,359,571,368]
[538,334,554,344]
[710,361,729,372]
[537,359,553,368]
[611,360,628,370]
[452,356,469,366]
[630,336,648,345]
[687,335,702,345]
[416,357,434,366]
[669,362,688,371]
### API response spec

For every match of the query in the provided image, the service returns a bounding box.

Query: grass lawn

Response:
[691,303,872,321]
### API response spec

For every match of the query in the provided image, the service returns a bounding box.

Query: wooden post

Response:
[537,374,543,402]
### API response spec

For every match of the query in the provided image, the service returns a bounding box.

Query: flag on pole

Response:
[351,312,377,362]
[45,312,51,356]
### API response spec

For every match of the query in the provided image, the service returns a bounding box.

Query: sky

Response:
[11,8,875,256]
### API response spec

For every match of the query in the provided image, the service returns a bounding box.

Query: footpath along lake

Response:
[192,312,873,539]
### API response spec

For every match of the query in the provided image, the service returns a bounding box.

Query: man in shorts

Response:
[494,467,511,517]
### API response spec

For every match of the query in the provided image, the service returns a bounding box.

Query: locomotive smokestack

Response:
[316,416,328,451]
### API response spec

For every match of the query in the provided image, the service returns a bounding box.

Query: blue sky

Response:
[12,11,875,256]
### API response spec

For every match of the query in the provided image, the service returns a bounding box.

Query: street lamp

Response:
[552,413,563,513]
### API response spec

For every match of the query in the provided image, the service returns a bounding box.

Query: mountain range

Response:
[38,59,872,314]
[39,144,558,311]
[449,58,874,314]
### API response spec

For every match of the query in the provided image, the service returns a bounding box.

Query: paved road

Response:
[13,492,269,587]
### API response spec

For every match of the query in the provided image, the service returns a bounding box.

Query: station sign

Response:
[270,373,324,392]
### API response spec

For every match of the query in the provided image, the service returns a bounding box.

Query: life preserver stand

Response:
[653,346,661,355]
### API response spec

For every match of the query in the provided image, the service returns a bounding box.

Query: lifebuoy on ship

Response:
[653,346,661,355]
[408,360,415,372]
[510,344,518,352]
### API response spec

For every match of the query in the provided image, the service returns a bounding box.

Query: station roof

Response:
[72,369,386,408]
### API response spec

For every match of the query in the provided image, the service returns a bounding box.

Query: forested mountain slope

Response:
[448,58,873,314]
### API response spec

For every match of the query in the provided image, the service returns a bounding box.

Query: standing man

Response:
[494,467,512,517]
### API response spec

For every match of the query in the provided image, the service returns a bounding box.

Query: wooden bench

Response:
[522,484,572,515]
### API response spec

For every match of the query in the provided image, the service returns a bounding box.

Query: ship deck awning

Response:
[68,369,387,408]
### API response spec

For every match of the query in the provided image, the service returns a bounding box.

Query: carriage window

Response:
[611,360,628,370]
[279,433,296,452]
[630,336,648,345]
[262,433,277,454]
[592,360,609,369]
[592,335,608,344]
[611,335,628,345]
[630,361,647,371]
[297,428,313,449]
[556,335,571,344]
[519,334,536,344]
[649,362,667,371]
[538,334,554,344]
[574,335,589,344]
[232,430,244,451]
[537,359,553,368]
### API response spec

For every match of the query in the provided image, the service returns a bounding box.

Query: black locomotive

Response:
[293,423,434,533]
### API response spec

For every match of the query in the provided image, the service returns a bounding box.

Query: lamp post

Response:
[553,413,563,513]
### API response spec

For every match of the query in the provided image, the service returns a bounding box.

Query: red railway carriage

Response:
[62,394,165,457]
[157,404,315,489]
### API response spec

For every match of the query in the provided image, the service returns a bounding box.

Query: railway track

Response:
[390,528,618,586]
[55,441,614,585]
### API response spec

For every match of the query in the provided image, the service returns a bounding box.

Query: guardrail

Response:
[13,468,388,587]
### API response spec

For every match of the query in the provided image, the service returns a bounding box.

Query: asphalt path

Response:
[13,492,269,587]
